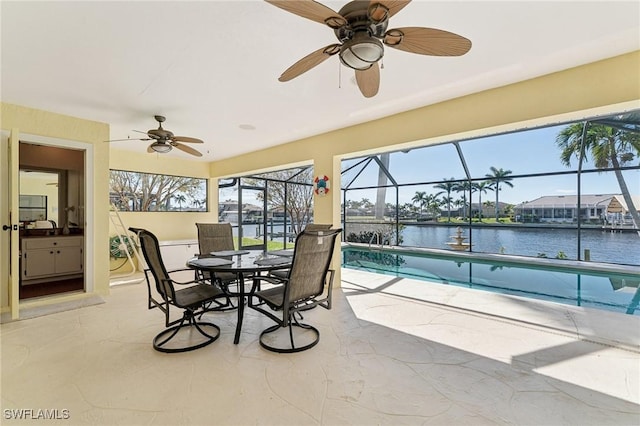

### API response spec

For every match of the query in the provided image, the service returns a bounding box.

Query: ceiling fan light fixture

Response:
[339,33,384,70]
[150,141,172,153]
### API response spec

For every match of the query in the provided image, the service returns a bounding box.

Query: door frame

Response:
[2,131,94,318]
[238,184,267,250]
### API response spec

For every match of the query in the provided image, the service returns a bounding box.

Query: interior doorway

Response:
[18,142,86,299]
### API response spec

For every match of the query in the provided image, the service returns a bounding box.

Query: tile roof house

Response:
[514,194,640,224]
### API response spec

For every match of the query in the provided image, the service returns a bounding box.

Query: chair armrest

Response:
[251,274,287,292]
[167,268,206,286]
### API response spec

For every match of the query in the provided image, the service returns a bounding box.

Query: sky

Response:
[342,123,640,205]
[222,120,640,208]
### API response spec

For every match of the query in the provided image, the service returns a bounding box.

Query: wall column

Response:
[313,153,342,286]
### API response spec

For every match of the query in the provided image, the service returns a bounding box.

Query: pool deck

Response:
[342,268,640,352]
[1,269,638,424]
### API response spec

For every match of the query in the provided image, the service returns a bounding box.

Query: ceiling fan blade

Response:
[369,0,411,19]
[133,129,161,139]
[173,142,203,157]
[173,136,204,144]
[279,44,340,82]
[384,27,472,56]
[103,137,151,143]
[265,0,346,28]
[355,63,380,98]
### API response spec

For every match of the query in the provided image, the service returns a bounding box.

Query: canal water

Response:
[400,225,639,265]
[233,222,640,266]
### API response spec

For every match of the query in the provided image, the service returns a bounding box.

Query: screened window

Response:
[109,170,207,212]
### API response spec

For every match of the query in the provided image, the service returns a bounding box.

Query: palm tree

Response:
[440,195,454,220]
[423,194,441,217]
[453,198,465,217]
[412,191,428,214]
[473,181,490,221]
[434,178,456,222]
[485,167,514,221]
[361,198,373,212]
[557,119,640,233]
[452,181,472,219]
[193,198,206,211]
[374,153,390,220]
[174,194,187,211]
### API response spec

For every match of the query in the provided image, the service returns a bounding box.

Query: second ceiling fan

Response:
[266,0,472,97]
[108,115,204,157]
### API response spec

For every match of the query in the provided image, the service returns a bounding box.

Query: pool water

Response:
[342,247,640,316]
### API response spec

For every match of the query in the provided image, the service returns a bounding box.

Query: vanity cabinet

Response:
[21,236,83,284]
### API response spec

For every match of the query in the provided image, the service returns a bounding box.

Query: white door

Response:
[8,129,20,319]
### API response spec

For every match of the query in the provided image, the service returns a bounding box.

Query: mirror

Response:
[19,170,61,226]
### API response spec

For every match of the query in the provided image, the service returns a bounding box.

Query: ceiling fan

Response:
[266,0,472,97]
[107,115,204,157]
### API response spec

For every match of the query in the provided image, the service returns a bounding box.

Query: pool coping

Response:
[342,242,640,276]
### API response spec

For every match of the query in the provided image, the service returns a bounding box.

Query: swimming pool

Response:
[342,246,640,316]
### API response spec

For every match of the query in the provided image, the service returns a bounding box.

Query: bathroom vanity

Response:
[21,235,84,285]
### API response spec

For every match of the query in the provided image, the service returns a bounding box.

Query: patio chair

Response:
[130,227,224,353]
[269,223,333,280]
[248,228,342,353]
[195,222,240,308]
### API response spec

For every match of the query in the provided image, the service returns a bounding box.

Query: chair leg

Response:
[153,310,220,353]
[203,296,236,314]
[258,314,320,354]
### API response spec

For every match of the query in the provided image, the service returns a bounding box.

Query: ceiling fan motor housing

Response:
[147,116,174,140]
[335,1,388,70]
[334,1,389,42]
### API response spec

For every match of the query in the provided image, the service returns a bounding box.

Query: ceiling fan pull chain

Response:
[380,58,384,70]
[338,60,342,89]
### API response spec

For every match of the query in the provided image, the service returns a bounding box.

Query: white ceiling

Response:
[2,1,639,162]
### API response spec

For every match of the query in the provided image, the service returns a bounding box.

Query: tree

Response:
[557,119,640,234]
[374,153,390,220]
[193,198,206,211]
[361,198,373,211]
[174,194,186,211]
[434,178,457,222]
[246,169,314,236]
[453,198,465,216]
[485,167,514,221]
[472,181,490,220]
[109,170,204,212]
[452,181,472,219]
[424,194,442,216]
[440,195,454,220]
[412,191,428,214]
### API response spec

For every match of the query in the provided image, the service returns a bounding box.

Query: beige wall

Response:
[1,103,110,316]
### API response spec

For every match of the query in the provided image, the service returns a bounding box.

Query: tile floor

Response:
[1,268,639,425]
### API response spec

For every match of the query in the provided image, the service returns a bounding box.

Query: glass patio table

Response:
[186,250,292,344]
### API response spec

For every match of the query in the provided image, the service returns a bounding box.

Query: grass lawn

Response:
[234,237,288,251]
[438,217,515,224]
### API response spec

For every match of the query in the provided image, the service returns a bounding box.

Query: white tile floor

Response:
[1,268,639,425]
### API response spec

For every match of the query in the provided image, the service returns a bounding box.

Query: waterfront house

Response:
[514,194,640,225]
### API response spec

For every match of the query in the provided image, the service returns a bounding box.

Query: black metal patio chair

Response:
[130,227,224,353]
[269,223,333,280]
[196,222,246,308]
[248,228,342,353]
